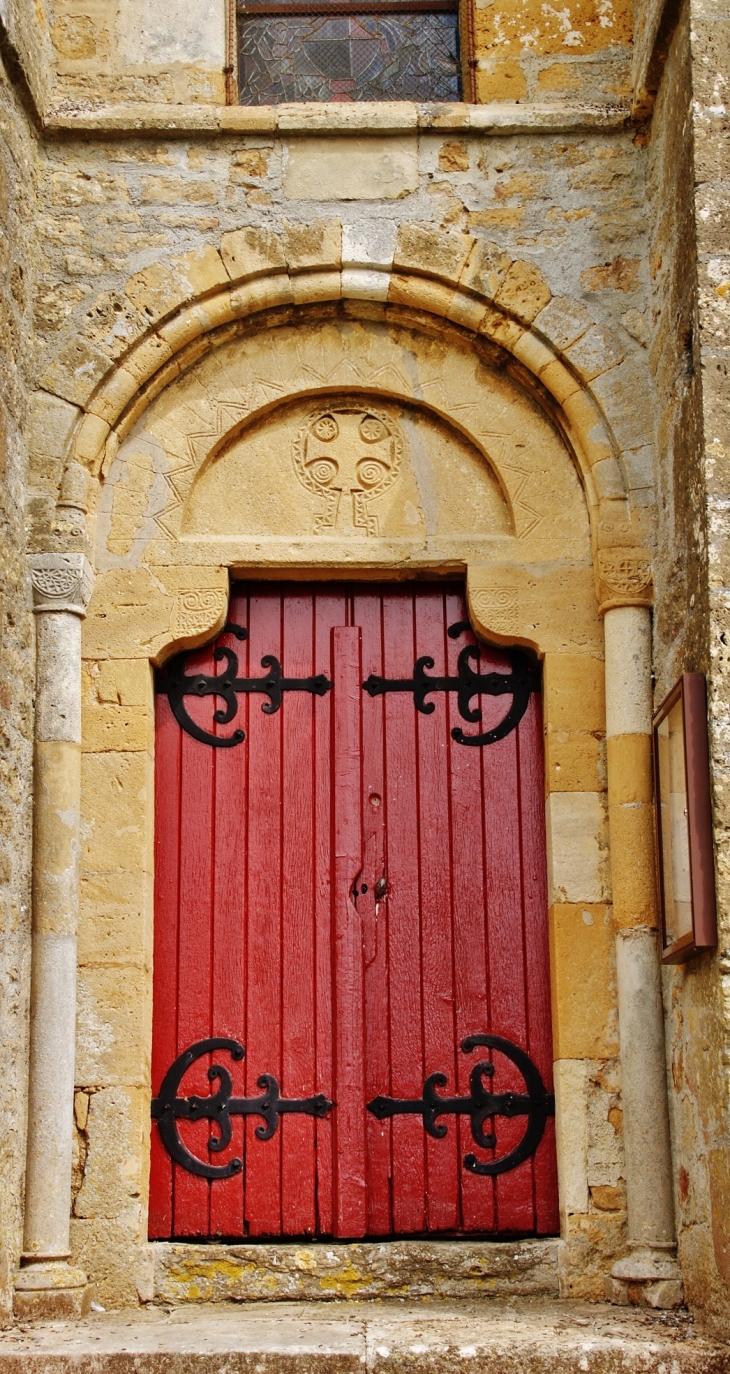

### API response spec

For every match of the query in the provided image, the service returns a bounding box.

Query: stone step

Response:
[153,1239,560,1304]
[0,1298,727,1373]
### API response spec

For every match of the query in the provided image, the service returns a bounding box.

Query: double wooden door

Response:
[149,582,557,1239]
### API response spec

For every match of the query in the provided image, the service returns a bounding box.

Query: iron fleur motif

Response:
[367,1034,554,1176]
[151,1038,335,1179]
[362,622,540,747]
[156,623,333,749]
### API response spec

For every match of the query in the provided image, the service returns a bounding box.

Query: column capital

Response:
[596,547,653,615]
[28,554,94,617]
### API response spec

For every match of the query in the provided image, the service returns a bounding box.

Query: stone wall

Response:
[0,36,37,1327]
[644,0,730,1332]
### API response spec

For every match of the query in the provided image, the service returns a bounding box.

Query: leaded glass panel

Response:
[237,12,461,104]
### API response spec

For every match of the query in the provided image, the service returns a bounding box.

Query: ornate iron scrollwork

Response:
[367,1033,554,1176]
[362,621,540,747]
[151,1038,335,1179]
[156,623,333,749]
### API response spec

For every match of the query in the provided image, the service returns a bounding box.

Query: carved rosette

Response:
[28,554,94,617]
[596,547,653,613]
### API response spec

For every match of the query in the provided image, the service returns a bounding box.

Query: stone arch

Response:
[48,220,652,620]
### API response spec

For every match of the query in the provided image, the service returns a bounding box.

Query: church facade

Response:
[0,0,728,1334]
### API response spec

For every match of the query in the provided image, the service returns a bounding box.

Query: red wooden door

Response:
[150,582,558,1239]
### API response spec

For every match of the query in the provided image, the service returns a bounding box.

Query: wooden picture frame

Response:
[653,673,717,964]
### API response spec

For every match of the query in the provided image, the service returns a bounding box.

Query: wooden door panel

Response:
[150,581,558,1240]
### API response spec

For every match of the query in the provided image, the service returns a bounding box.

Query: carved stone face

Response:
[293,403,402,535]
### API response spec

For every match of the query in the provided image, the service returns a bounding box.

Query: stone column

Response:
[14,554,93,1319]
[603,604,683,1309]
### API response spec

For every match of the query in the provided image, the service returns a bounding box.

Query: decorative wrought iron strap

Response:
[367,1033,554,1176]
[151,1038,335,1179]
[362,621,540,747]
[156,623,333,749]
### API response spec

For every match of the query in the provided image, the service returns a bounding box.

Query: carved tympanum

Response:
[293,403,402,537]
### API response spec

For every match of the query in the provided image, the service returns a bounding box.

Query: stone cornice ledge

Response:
[43,99,630,138]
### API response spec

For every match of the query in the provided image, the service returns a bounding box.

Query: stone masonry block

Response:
[75,963,151,1086]
[606,733,652,805]
[81,751,152,876]
[564,324,625,383]
[39,334,115,409]
[393,224,473,284]
[29,391,81,461]
[290,271,341,306]
[282,219,342,272]
[591,457,626,501]
[73,413,111,474]
[341,269,390,302]
[230,274,294,317]
[87,367,139,424]
[546,791,611,905]
[342,220,398,271]
[543,653,605,735]
[533,296,594,352]
[553,1059,589,1216]
[494,260,552,325]
[512,330,556,377]
[388,274,456,318]
[459,238,513,301]
[539,359,582,404]
[284,137,418,200]
[589,361,655,453]
[122,334,173,385]
[545,731,605,794]
[550,904,617,1059]
[219,225,287,281]
[607,801,658,929]
[74,1086,149,1222]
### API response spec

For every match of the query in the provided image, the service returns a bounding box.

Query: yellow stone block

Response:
[158,304,206,352]
[82,702,152,753]
[546,731,605,793]
[79,870,152,968]
[388,273,457,318]
[606,733,652,805]
[169,244,229,298]
[219,225,286,281]
[478,302,525,350]
[282,219,342,272]
[608,800,658,929]
[95,660,153,707]
[494,260,552,325]
[543,653,605,734]
[290,271,341,306]
[539,358,582,404]
[73,413,111,474]
[122,334,173,384]
[549,903,617,1059]
[75,964,151,1086]
[81,751,152,876]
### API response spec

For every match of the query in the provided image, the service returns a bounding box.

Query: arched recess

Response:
[61,230,649,1302]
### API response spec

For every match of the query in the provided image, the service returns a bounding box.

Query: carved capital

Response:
[596,547,653,613]
[28,554,94,617]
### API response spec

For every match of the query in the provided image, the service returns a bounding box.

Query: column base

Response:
[606,1247,683,1309]
[14,1260,91,1319]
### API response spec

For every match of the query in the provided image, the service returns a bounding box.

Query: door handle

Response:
[374,876,387,901]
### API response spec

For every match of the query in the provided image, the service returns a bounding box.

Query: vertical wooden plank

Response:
[518,688,559,1234]
[414,589,459,1232]
[209,609,248,1237]
[281,590,317,1234]
[244,589,283,1236]
[445,588,495,1233]
[382,589,425,1235]
[173,641,216,1237]
[312,591,347,1237]
[332,624,367,1237]
[149,693,181,1239]
[355,588,391,1236]
[479,639,533,1234]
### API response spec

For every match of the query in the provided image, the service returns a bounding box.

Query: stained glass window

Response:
[236,3,462,104]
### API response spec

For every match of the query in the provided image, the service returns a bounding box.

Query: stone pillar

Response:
[14,554,93,1319]
[603,604,683,1309]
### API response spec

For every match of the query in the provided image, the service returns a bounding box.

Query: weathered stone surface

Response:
[0,1298,725,1371]
[155,1241,559,1304]
[284,138,419,200]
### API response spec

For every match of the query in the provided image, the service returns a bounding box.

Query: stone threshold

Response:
[153,1238,559,1304]
[0,1298,726,1373]
[42,99,630,138]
